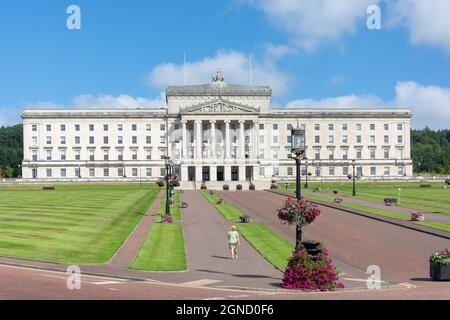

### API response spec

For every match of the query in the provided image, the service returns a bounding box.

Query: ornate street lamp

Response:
[351,160,357,196]
[290,126,306,248]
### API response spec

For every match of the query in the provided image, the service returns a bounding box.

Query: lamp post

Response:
[164,156,175,218]
[291,126,306,248]
[304,159,309,189]
[352,160,357,196]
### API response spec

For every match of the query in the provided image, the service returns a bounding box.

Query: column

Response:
[224,120,230,159]
[181,166,188,182]
[253,120,259,159]
[239,120,245,159]
[181,120,187,159]
[210,120,216,159]
[195,120,202,160]
[210,166,217,182]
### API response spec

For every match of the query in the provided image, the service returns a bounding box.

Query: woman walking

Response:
[227,225,240,260]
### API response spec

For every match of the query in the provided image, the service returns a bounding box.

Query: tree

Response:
[0,124,23,178]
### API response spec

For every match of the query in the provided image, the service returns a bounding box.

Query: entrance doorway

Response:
[202,166,210,181]
[245,166,253,181]
[188,166,196,181]
[231,166,239,181]
[217,166,224,181]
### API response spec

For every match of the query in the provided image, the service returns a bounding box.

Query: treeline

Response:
[0,124,23,178]
[411,128,450,174]
[0,125,449,178]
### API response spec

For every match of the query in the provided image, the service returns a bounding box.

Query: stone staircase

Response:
[179,180,272,191]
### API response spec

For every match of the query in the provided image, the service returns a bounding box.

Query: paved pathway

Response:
[300,189,450,224]
[218,191,450,285]
[180,190,282,289]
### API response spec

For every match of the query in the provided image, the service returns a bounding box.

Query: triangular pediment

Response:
[180,99,260,115]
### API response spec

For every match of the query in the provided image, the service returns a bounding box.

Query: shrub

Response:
[236,184,242,191]
[270,183,278,190]
[420,184,432,188]
[223,184,229,191]
[333,190,339,195]
[217,199,225,205]
[384,198,398,205]
[430,249,450,264]
[156,179,165,187]
[249,183,256,191]
[312,187,320,192]
[445,178,450,185]
[200,182,207,190]
[281,245,344,291]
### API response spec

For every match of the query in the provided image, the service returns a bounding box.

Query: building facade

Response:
[22,71,413,187]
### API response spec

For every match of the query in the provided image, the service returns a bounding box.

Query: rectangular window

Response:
[103,168,109,177]
[273,167,279,176]
[384,135,389,144]
[315,124,320,131]
[61,136,66,145]
[132,168,138,177]
[32,136,37,145]
[314,148,320,160]
[32,150,37,161]
[146,124,152,131]
[160,136,166,144]
[356,136,362,144]
[398,167,404,176]
[356,148,362,159]
[343,167,349,176]
[356,124,362,131]
[273,135,279,144]
[132,124,137,131]
[61,124,66,132]
[384,148,390,159]
[118,167,124,177]
[89,150,95,161]
[118,124,123,131]
[342,135,348,144]
[342,124,348,131]
[146,149,152,160]
[259,124,264,130]
[75,136,80,144]
[357,166,363,177]
[370,136,376,144]
[273,151,278,159]
[342,148,348,160]
[75,124,80,131]
[46,150,52,161]
[328,149,334,160]
[384,124,389,131]
[118,136,123,144]
[46,169,52,178]
[259,135,264,144]
[75,150,80,161]
[46,136,52,145]
[117,150,123,161]
[131,149,138,160]
[160,124,166,131]
[160,168,165,177]
[371,167,376,176]
[328,135,334,144]
[103,150,109,161]
[89,124,94,131]
[46,125,51,132]
[61,169,66,177]
[104,124,108,131]
[32,124,37,132]
[146,136,151,144]
[370,124,375,131]
[75,168,80,178]
[273,124,278,130]
[60,150,66,161]
[370,148,376,159]
[287,124,293,131]
[315,136,320,144]
[328,124,334,131]
[89,136,95,144]
[384,167,390,176]
[287,167,293,176]
[397,124,403,131]
[132,136,137,144]
[329,167,335,176]
[103,136,109,145]
[258,149,264,159]
[398,135,403,144]
[89,168,95,177]
[287,136,292,144]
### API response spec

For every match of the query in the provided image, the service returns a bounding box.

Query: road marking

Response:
[342,277,387,283]
[203,297,226,300]
[93,281,123,285]
[108,288,120,291]
[227,294,250,299]
[181,279,223,287]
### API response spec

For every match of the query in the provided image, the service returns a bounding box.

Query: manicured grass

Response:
[0,183,160,264]
[129,224,186,271]
[417,221,450,233]
[237,224,293,271]
[282,181,450,216]
[156,190,182,221]
[201,190,244,221]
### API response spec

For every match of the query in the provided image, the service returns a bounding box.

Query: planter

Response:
[236,184,242,191]
[430,262,450,281]
[249,184,256,191]
[240,215,252,223]
[334,198,343,204]
[42,186,55,191]
[411,212,425,221]
[270,183,278,190]
[302,241,322,256]
[223,185,229,191]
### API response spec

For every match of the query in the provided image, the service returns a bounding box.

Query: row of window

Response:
[32,135,166,146]
[39,167,165,178]
[282,166,405,177]
[33,124,167,133]
[31,149,166,161]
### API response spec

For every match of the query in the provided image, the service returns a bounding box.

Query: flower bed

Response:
[281,245,344,291]
[278,197,321,226]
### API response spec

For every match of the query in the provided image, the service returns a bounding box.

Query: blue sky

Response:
[0,0,449,128]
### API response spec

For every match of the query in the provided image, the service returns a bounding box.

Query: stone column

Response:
[210,120,216,159]
[239,120,245,159]
[181,120,187,159]
[195,120,202,160]
[253,120,259,159]
[224,120,231,159]
[210,166,217,182]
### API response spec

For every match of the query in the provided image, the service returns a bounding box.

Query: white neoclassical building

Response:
[21,70,413,189]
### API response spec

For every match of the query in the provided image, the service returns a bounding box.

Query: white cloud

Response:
[72,93,165,109]
[0,107,22,126]
[247,0,378,51]
[386,0,450,53]
[286,81,450,129]
[147,49,291,95]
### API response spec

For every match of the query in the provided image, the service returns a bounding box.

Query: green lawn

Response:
[156,190,182,221]
[0,183,160,264]
[417,221,450,233]
[282,181,450,216]
[237,224,293,271]
[129,223,187,271]
[201,190,244,221]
